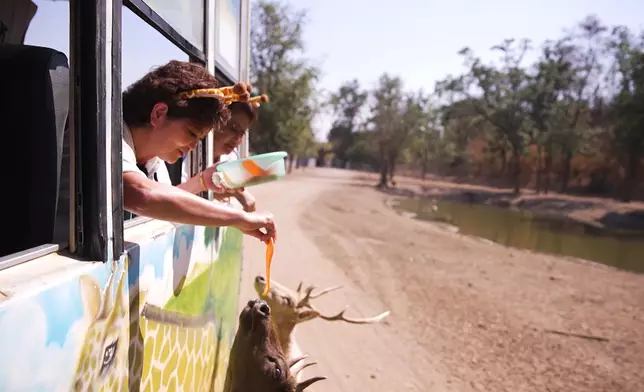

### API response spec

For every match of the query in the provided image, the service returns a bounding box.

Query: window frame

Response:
[123,0,206,62]
[0,0,121,270]
[71,0,121,262]
[237,0,251,159]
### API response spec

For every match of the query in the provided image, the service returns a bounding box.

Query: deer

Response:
[223,298,326,392]
[253,275,391,381]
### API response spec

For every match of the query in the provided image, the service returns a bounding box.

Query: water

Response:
[391,197,644,274]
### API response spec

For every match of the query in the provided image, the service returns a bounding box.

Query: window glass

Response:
[0,0,71,258]
[21,0,69,56]
[122,6,189,89]
[141,0,204,52]
[216,0,241,76]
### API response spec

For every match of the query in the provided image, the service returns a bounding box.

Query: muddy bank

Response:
[357,173,644,232]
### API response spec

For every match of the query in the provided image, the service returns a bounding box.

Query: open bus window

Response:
[121,5,191,222]
[0,0,71,260]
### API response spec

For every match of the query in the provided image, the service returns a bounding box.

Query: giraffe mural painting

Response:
[0,223,244,392]
[71,268,129,391]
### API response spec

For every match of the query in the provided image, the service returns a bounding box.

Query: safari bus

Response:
[0,0,251,390]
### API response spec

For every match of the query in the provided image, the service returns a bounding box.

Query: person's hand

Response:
[234,211,276,243]
[235,190,256,212]
[200,163,242,195]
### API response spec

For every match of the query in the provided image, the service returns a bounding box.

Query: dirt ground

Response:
[237,168,644,392]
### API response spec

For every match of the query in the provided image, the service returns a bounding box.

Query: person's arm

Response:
[123,172,275,241]
[234,189,256,212]
[176,171,208,194]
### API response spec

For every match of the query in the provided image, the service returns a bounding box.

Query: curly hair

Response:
[228,101,258,122]
[123,60,231,130]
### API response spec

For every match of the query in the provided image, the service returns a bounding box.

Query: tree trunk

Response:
[377,145,388,188]
[377,162,388,188]
[621,149,641,202]
[287,155,295,174]
[560,152,572,193]
[544,143,552,194]
[511,148,521,195]
[499,149,507,176]
[535,144,543,194]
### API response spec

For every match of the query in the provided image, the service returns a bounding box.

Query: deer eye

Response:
[272,367,282,380]
[283,296,294,307]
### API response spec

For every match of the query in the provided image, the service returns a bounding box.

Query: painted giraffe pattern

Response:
[71,268,128,392]
[70,248,235,392]
[129,298,221,391]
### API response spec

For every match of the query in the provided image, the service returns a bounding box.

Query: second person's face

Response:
[214,110,251,157]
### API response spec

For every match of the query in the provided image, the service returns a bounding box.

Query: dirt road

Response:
[238,168,644,392]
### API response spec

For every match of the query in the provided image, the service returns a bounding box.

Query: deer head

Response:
[254,275,391,329]
[223,299,326,392]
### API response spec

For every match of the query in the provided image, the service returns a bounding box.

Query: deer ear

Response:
[297,309,320,322]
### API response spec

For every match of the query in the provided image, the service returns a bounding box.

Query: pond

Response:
[390,197,644,274]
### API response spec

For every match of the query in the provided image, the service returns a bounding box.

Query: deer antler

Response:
[295,376,326,391]
[293,362,318,377]
[310,285,343,299]
[296,285,316,308]
[296,284,343,308]
[289,354,319,378]
[294,282,391,324]
[317,306,391,325]
[288,354,309,369]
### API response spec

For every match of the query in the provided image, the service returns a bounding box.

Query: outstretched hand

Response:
[235,211,276,243]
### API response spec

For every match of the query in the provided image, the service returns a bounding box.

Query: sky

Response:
[22,0,644,142]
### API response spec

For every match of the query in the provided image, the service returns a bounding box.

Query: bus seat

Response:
[0,44,70,258]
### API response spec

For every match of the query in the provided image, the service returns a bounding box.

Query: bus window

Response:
[122,5,190,222]
[121,6,188,91]
[0,0,72,261]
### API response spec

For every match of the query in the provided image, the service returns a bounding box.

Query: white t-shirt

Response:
[180,149,239,183]
[122,124,172,185]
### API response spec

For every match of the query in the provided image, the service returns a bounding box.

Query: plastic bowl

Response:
[215,151,288,189]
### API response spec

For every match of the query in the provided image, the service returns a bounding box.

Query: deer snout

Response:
[255,275,265,284]
[247,299,271,316]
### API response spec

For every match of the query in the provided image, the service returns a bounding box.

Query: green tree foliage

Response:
[249,0,319,168]
[323,14,644,198]
[327,79,367,167]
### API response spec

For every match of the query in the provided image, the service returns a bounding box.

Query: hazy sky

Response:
[24,0,644,142]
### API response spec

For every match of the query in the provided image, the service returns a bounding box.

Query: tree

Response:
[386,92,431,183]
[551,16,606,192]
[409,102,442,179]
[438,39,533,193]
[249,0,320,168]
[366,74,426,187]
[605,25,644,200]
[327,79,367,167]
